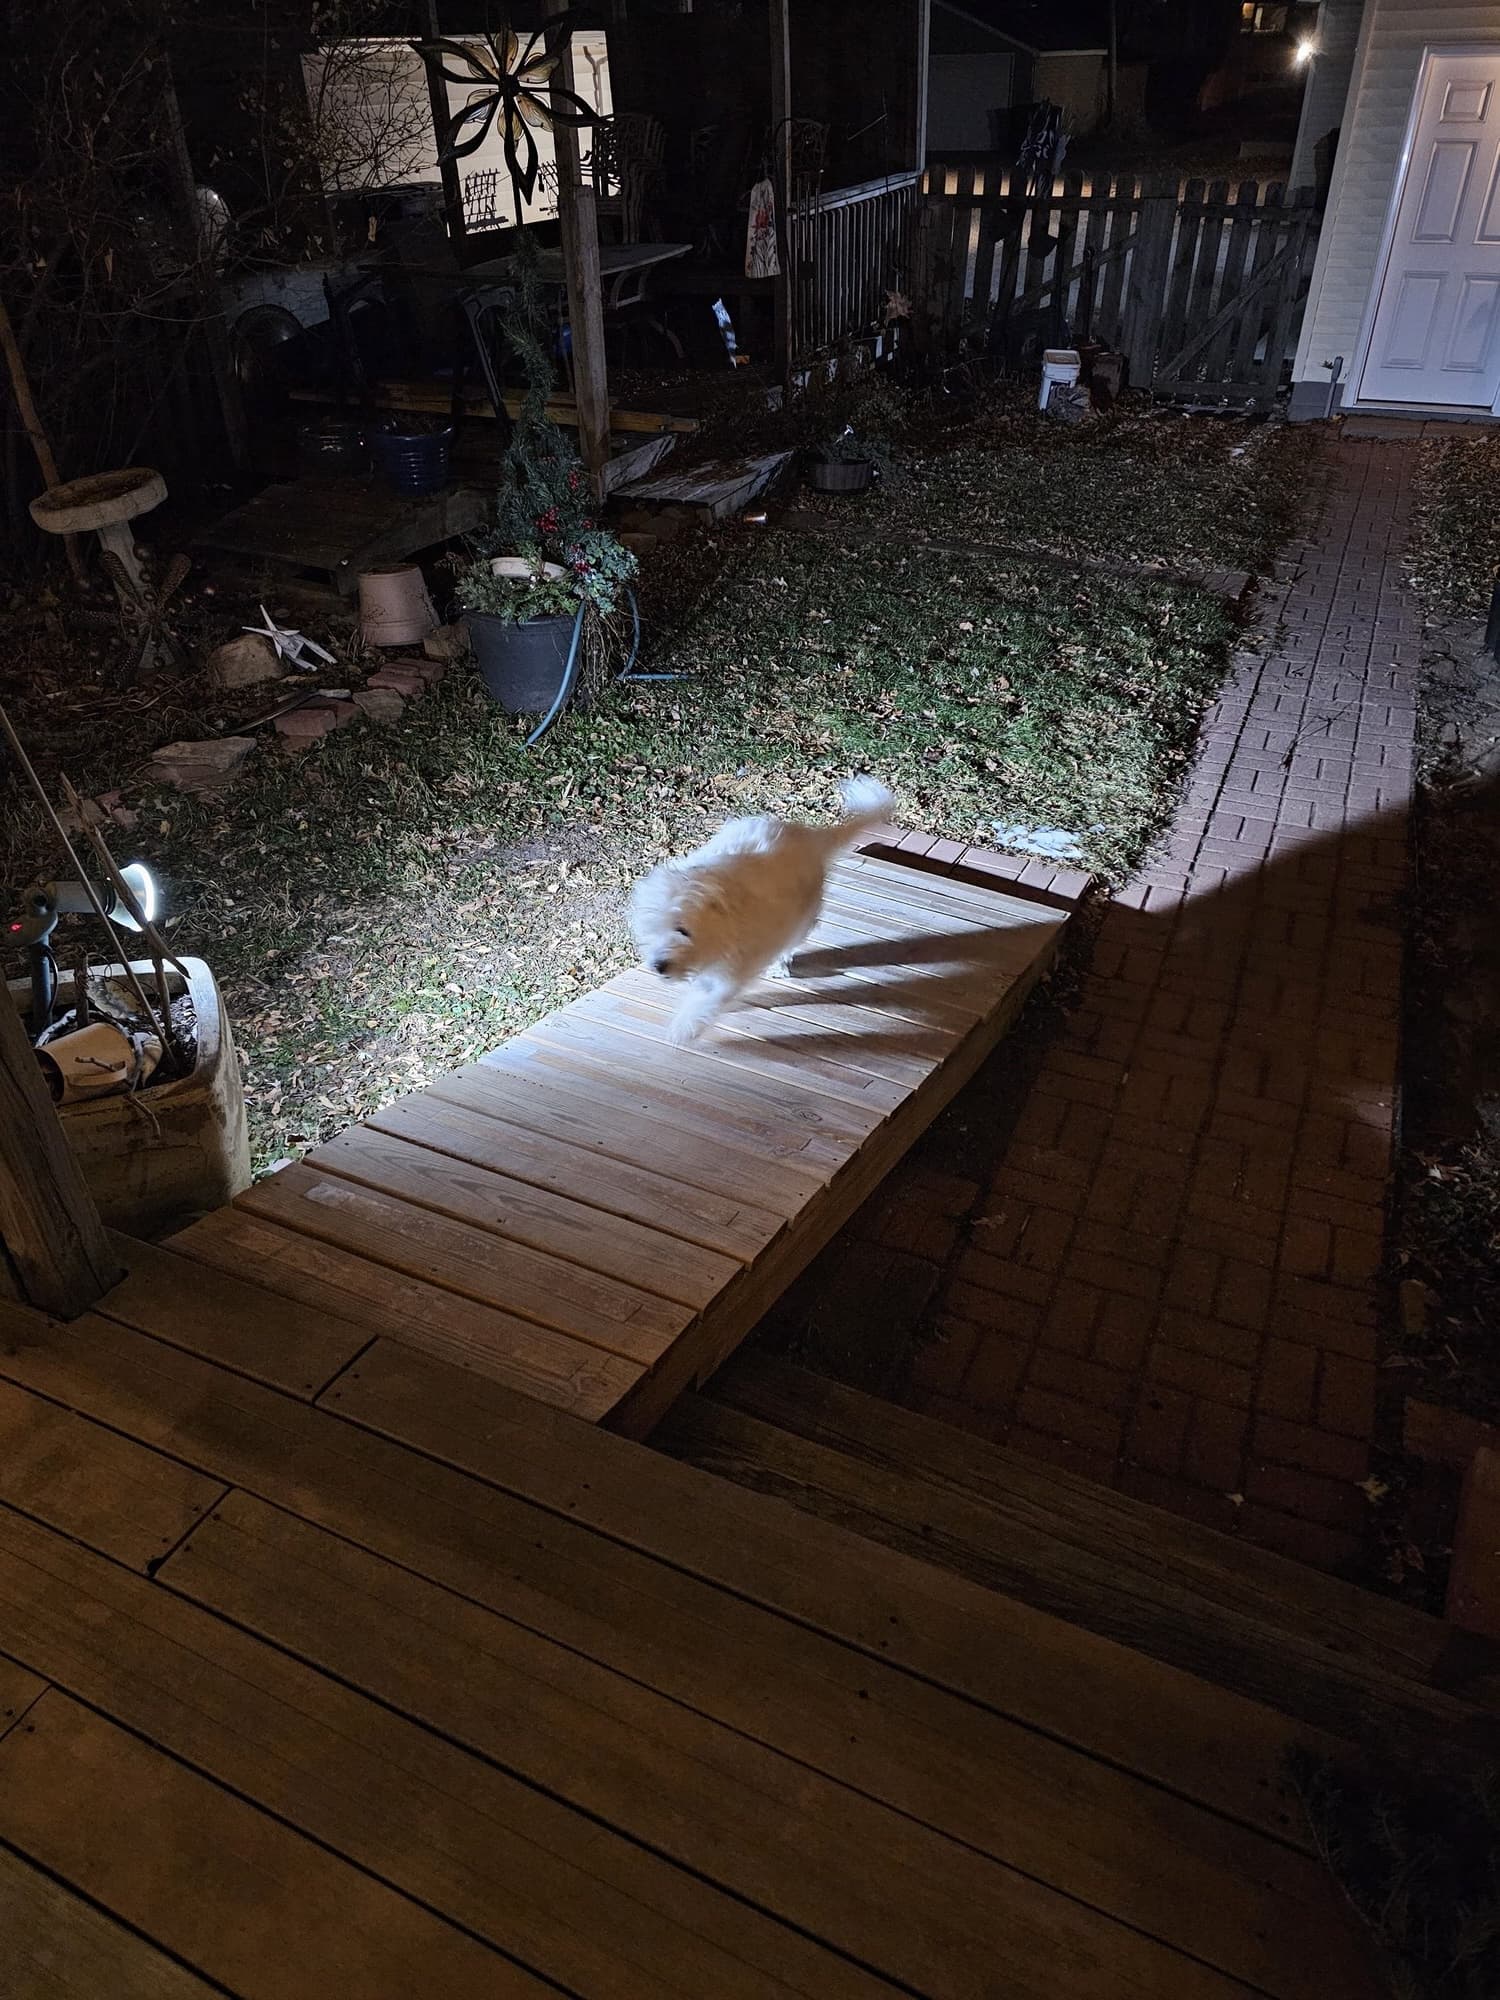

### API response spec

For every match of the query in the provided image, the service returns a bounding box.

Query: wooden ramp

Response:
[166,851,1071,1436]
[0,1274,1386,2000]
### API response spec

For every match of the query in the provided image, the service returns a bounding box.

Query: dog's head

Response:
[629,863,731,983]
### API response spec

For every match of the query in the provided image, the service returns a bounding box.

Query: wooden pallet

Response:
[165,853,1069,1436]
[193,474,488,596]
[0,1267,1384,2000]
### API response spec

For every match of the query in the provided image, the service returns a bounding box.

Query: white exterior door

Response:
[1357,47,1500,409]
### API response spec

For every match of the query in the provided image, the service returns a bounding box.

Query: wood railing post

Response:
[0,989,120,1317]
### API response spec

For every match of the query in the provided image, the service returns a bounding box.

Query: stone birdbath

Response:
[30,468,170,666]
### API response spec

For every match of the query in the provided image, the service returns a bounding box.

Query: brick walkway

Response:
[783,439,1420,1574]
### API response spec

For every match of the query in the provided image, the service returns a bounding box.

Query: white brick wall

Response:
[1292,0,1500,395]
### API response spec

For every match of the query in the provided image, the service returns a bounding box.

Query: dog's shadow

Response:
[740,923,1055,1042]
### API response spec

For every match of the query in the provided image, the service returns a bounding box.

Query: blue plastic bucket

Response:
[371,424,453,497]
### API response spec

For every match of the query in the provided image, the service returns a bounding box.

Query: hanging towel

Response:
[746,177,779,279]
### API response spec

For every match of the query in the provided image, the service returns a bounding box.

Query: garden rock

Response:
[273,707,337,744]
[150,736,256,793]
[208,632,283,690]
[422,622,469,662]
[353,686,407,723]
[368,665,427,697]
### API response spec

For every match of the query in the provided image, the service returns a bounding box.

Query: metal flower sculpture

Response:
[412,17,597,206]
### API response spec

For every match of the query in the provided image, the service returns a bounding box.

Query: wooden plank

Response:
[319,1336,1344,1847]
[170,1496,1368,2000]
[297,381,699,433]
[239,1163,687,1366]
[1202,180,1260,383]
[1448,1445,1500,1641]
[845,850,1075,921]
[1259,196,1316,411]
[1182,176,1230,382]
[607,917,1060,1435]
[0,1843,219,1998]
[1227,184,1287,395]
[559,985,911,1118]
[606,966,947,1090]
[1156,177,1204,375]
[306,1123,739,1308]
[764,911,991,1033]
[479,1041,850,1185]
[669,1355,1500,1749]
[0,1692,546,1999]
[367,1088,785,1264]
[167,1492,1306,2000]
[821,876,1061,963]
[0,1376,224,1571]
[600,430,675,496]
[1097,175,1134,346]
[1121,176,1176,386]
[168,1205,642,1419]
[0,1654,45,1735]
[0,1503,884,2000]
[425,1063,814,1216]
[0,974,119,1318]
[100,1228,368,1397]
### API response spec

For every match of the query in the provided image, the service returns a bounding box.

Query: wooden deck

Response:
[0,1263,1386,1999]
[164,852,1070,1436]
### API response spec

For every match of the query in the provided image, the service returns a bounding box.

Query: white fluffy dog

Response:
[629,776,894,1042]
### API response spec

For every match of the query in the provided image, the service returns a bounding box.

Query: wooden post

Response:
[0,991,120,1318]
[159,69,249,472]
[912,0,931,170]
[419,0,468,261]
[769,0,793,385]
[545,0,611,502]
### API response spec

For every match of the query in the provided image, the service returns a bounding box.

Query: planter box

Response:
[8,956,250,1238]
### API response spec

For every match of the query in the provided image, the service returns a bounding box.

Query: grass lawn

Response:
[1,393,1310,1171]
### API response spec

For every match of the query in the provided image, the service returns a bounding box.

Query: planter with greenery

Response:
[453,232,637,716]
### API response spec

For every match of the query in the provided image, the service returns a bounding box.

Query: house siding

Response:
[1291,0,1500,411]
[1288,0,1365,190]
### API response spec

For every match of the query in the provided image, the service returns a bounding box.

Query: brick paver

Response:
[791,440,1417,1574]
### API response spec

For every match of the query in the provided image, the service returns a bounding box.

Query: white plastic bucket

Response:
[1039,348,1082,411]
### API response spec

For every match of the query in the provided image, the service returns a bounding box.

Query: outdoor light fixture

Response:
[1294,38,1318,65]
[8,863,161,1029]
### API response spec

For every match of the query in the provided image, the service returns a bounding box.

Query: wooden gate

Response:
[918,169,1321,413]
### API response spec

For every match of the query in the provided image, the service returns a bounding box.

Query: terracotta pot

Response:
[358,564,436,648]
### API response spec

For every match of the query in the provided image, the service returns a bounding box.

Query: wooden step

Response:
[655,1354,1500,1766]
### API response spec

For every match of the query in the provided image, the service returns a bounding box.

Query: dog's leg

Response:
[667,972,739,1045]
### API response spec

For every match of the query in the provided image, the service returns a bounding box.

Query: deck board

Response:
[0,1299,1381,2000]
[0,1843,220,1998]
[168,855,1064,1430]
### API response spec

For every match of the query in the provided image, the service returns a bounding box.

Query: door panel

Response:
[1359,49,1500,407]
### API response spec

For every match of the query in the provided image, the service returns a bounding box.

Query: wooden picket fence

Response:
[916,165,1321,412]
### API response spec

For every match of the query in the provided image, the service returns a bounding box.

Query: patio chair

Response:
[587,113,666,242]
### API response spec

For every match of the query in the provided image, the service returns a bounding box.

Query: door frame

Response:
[1348,41,1500,412]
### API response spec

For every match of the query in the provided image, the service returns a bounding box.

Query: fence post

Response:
[1122,175,1176,391]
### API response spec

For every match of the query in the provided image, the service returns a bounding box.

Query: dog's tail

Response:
[834,775,896,848]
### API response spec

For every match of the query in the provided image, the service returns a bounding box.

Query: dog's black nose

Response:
[652,957,672,976]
